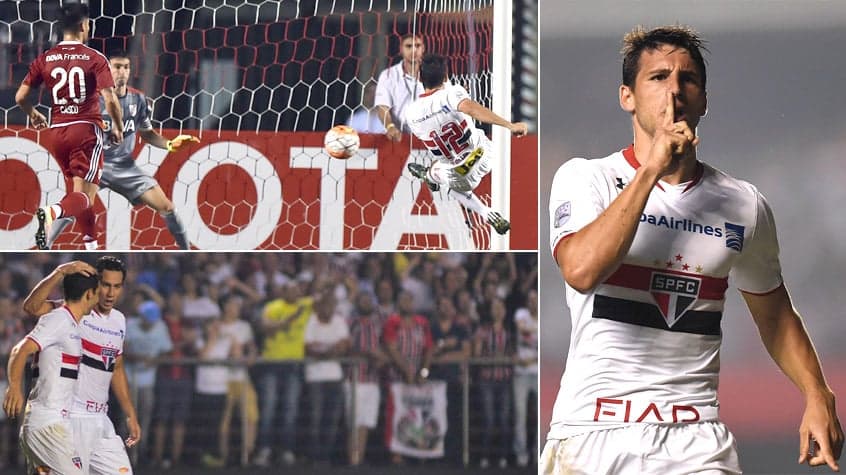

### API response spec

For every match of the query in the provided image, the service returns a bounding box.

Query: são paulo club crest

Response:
[101,347,119,370]
[649,271,702,326]
[72,456,82,469]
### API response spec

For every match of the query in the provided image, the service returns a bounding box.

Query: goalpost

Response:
[0,0,533,250]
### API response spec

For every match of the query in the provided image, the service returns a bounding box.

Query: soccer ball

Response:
[324,125,360,159]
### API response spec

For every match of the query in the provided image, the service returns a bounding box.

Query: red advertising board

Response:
[0,128,537,250]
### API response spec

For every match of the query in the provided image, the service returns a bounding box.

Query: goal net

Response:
[0,0,537,250]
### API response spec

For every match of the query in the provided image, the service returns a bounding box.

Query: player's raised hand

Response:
[167,134,200,152]
[798,393,843,471]
[3,385,24,419]
[645,90,698,178]
[57,260,97,277]
[125,415,142,447]
[28,110,47,130]
[510,122,528,137]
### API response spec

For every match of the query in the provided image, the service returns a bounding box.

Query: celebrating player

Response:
[46,51,199,250]
[15,3,124,250]
[543,26,843,473]
[23,257,141,475]
[403,53,528,235]
[3,271,99,475]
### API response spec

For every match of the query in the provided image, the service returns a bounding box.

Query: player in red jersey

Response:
[14,3,123,250]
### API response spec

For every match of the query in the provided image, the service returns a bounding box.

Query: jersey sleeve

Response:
[137,92,153,130]
[548,158,608,261]
[93,54,115,91]
[730,189,783,293]
[26,311,67,350]
[374,67,393,108]
[23,56,44,88]
[444,84,472,111]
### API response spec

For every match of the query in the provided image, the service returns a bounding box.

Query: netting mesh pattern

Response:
[1,0,494,133]
[0,0,517,250]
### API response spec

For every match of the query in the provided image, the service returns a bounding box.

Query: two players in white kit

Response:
[4,257,139,474]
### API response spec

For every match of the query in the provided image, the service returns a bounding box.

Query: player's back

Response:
[73,308,126,413]
[24,306,81,427]
[25,41,113,127]
[405,83,487,165]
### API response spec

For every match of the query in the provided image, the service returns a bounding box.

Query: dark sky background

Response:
[539,2,846,472]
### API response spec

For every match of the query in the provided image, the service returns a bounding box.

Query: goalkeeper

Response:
[47,50,198,250]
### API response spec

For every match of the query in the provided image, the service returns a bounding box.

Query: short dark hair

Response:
[63,272,99,302]
[622,25,708,90]
[401,33,422,43]
[419,54,448,89]
[60,2,89,32]
[96,256,126,282]
[107,49,130,61]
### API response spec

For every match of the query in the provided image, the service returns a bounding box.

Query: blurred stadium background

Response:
[539,1,846,473]
[0,251,537,474]
[0,0,538,250]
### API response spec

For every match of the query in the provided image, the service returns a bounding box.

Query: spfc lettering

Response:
[649,272,701,326]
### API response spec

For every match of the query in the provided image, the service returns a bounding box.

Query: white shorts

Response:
[540,422,741,475]
[20,420,84,475]
[429,144,492,192]
[71,412,133,475]
[345,381,380,429]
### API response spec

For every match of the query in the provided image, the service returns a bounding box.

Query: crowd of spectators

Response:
[0,252,537,470]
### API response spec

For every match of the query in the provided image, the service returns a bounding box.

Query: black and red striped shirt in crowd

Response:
[349,313,384,383]
[383,314,433,382]
[475,324,513,382]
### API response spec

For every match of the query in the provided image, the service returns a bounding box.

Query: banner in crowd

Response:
[0,128,537,250]
[389,381,448,459]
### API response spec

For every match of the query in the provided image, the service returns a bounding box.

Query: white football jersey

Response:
[547,146,782,439]
[24,306,82,426]
[404,83,489,166]
[72,308,126,414]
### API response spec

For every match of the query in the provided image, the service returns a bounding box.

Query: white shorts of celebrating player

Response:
[20,419,84,475]
[539,421,740,475]
[72,413,133,475]
[427,142,492,193]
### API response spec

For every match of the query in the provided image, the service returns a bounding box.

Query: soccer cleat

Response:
[35,206,53,250]
[407,163,440,192]
[486,211,511,235]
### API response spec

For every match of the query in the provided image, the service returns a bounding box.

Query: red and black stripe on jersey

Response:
[80,338,119,372]
[593,263,729,336]
[33,353,79,379]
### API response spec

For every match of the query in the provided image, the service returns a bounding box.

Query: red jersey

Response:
[24,41,113,127]
[383,314,433,381]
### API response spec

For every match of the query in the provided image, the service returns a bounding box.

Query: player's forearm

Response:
[111,363,139,421]
[375,105,396,129]
[102,89,124,133]
[7,341,31,389]
[22,270,64,317]
[757,306,833,400]
[139,129,168,149]
[459,100,511,129]
[557,165,660,292]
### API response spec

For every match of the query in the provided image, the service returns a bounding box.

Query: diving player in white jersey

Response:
[23,257,141,475]
[543,26,843,474]
[403,53,528,235]
[4,271,99,475]
[46,50,199,250]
